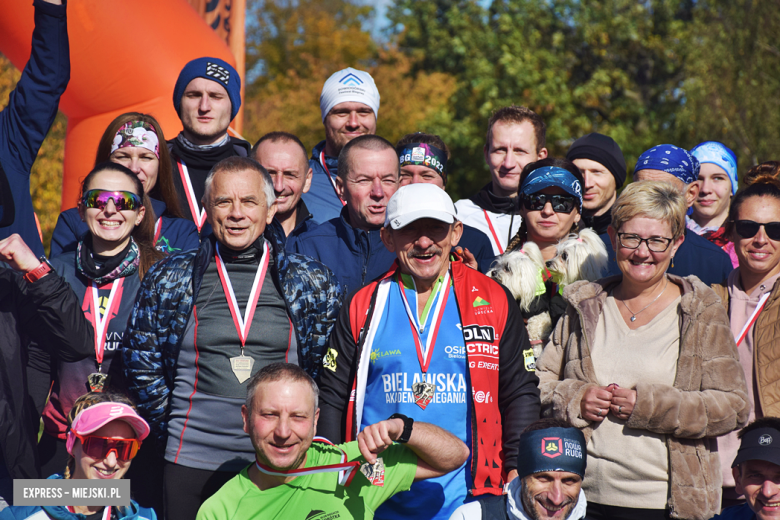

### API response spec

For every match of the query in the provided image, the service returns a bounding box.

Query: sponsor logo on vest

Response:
[473,389,492,403]
[473,296,491,307]
[323,348,338,373]
[542,437,562,458]
[462,324,495,342]
[370,348,402,364]
[523,349,536,372]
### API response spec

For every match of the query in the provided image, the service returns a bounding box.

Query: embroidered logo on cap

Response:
[760,434,773,446]
[542,437,562,458]
[339,72,364,86]
[206,62,230,85]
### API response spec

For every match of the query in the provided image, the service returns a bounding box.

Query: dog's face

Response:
[546,229,608,285]
[488,244,545,311]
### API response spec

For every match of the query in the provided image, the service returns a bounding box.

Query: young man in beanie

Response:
[450,419,588,520]
[303,67,381,224]
[710,417,780,520]
[565,133,627,235]
[169,57,251,234]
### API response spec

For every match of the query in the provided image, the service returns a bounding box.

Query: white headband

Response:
[319,67,380,122]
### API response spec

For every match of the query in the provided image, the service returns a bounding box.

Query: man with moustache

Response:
[303,67,381,224]
[196,363,469,520]
[318,184,540,519]
[293,134,399,297]
[252,132,316,248]
[450,419,588,520]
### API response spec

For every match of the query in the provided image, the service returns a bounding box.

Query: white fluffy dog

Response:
[546,228,608,286]
[488,228,608,356]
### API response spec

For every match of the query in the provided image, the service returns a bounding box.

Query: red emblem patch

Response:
[541,437,562,458]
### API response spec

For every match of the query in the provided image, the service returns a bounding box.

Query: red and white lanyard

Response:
[397,271,452,373]
[483,210,504,254]
[67,506,111,520]
[88,279,125,368]
[214,241,270,348]
[153,217,162,245]
[176,157,208,231]
[319,150,346,207]
[735,292,771,347]
[254,437,360,486]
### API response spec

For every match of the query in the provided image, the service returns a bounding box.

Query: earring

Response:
[671,256,675,269]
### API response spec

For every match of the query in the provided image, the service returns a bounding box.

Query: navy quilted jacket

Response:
[122,226,343,442]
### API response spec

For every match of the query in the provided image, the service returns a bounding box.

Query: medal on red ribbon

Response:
[176,157,208,231]
[397,271,451,410]
[254,437,365,486]
[215,241,270,383]
[86,279,124,392]
[320,150,347,207]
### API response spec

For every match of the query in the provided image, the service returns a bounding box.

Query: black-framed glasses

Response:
[521,193,578,214]
[617,233,674,252]
[733,220,780,241]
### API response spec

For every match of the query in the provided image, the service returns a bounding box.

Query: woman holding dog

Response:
[711,174,780,507]
[536,180,749,520]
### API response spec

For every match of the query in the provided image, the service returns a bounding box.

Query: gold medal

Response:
[87,373,109,393]
[360,457,385,487]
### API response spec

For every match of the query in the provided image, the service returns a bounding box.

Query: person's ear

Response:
[302,167,313,194]
[380,226,396,252]
[335,175,346,200]
[733,466,744,496]
[241,405,249,435]
[607,225,617,251]
[685,181,701,208]
[451,221,463,248]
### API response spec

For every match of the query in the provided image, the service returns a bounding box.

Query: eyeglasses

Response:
[733,220,780,241]
[617,233,674,252]
[522,193,578,214]
[72,433,140,462]
[82,190,142,211]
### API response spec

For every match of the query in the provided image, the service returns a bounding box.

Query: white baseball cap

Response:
[385,184,456,230]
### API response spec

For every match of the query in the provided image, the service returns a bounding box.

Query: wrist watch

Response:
[388,413,414,443]
[23,256,53,283]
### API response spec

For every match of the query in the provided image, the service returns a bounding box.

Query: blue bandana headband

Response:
[516,427,587,479]
[520,166,583,213]
[691,141,738,194]
[634,144,700,185]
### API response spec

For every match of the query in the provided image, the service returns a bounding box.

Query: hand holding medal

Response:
[356,416,412,487]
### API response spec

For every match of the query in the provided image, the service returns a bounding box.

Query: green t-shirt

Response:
[196,441,418,520]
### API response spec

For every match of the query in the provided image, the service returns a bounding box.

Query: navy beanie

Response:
[567,133,627,188]
[516,427,587,479]
[173,57,241,121]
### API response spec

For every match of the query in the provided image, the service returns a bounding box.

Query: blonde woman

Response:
[537,181,749,520]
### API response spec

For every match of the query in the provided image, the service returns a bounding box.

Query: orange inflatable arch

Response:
[0,0,241,211]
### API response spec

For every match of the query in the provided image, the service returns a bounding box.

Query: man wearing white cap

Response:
[302,67,381,224]
[318,184,541,520]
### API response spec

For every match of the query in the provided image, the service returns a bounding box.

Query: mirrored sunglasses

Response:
[73,433,140,462]
[82,190,142,211]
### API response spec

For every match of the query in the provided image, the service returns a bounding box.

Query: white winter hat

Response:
[319,67,380,122]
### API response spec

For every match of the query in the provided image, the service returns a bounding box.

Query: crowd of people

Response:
[2,2,780,520]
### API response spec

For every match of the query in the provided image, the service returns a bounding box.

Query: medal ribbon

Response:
[89,279,125,366]
[319,150,346,207]
[254,436,360,486]
[215,241,270,348]
[735,292,771,347]
[483,210,504,254]
[176,157,208,231]
[153,217,162,246]
[397,270,452,373]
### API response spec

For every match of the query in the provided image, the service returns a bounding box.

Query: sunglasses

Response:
[522,193,578,214]
[733,220,780,241]
[73,432,140,462]
[82,190,142,211]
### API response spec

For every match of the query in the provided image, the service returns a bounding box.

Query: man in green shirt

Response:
[197,363,470,520]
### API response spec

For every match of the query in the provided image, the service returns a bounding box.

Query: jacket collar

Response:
[337,206,384,252]
[470,182,522,214]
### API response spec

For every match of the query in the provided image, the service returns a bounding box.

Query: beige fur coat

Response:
[537,275,750,520]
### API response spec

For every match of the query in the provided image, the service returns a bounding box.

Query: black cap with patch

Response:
[732,427,780,468]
